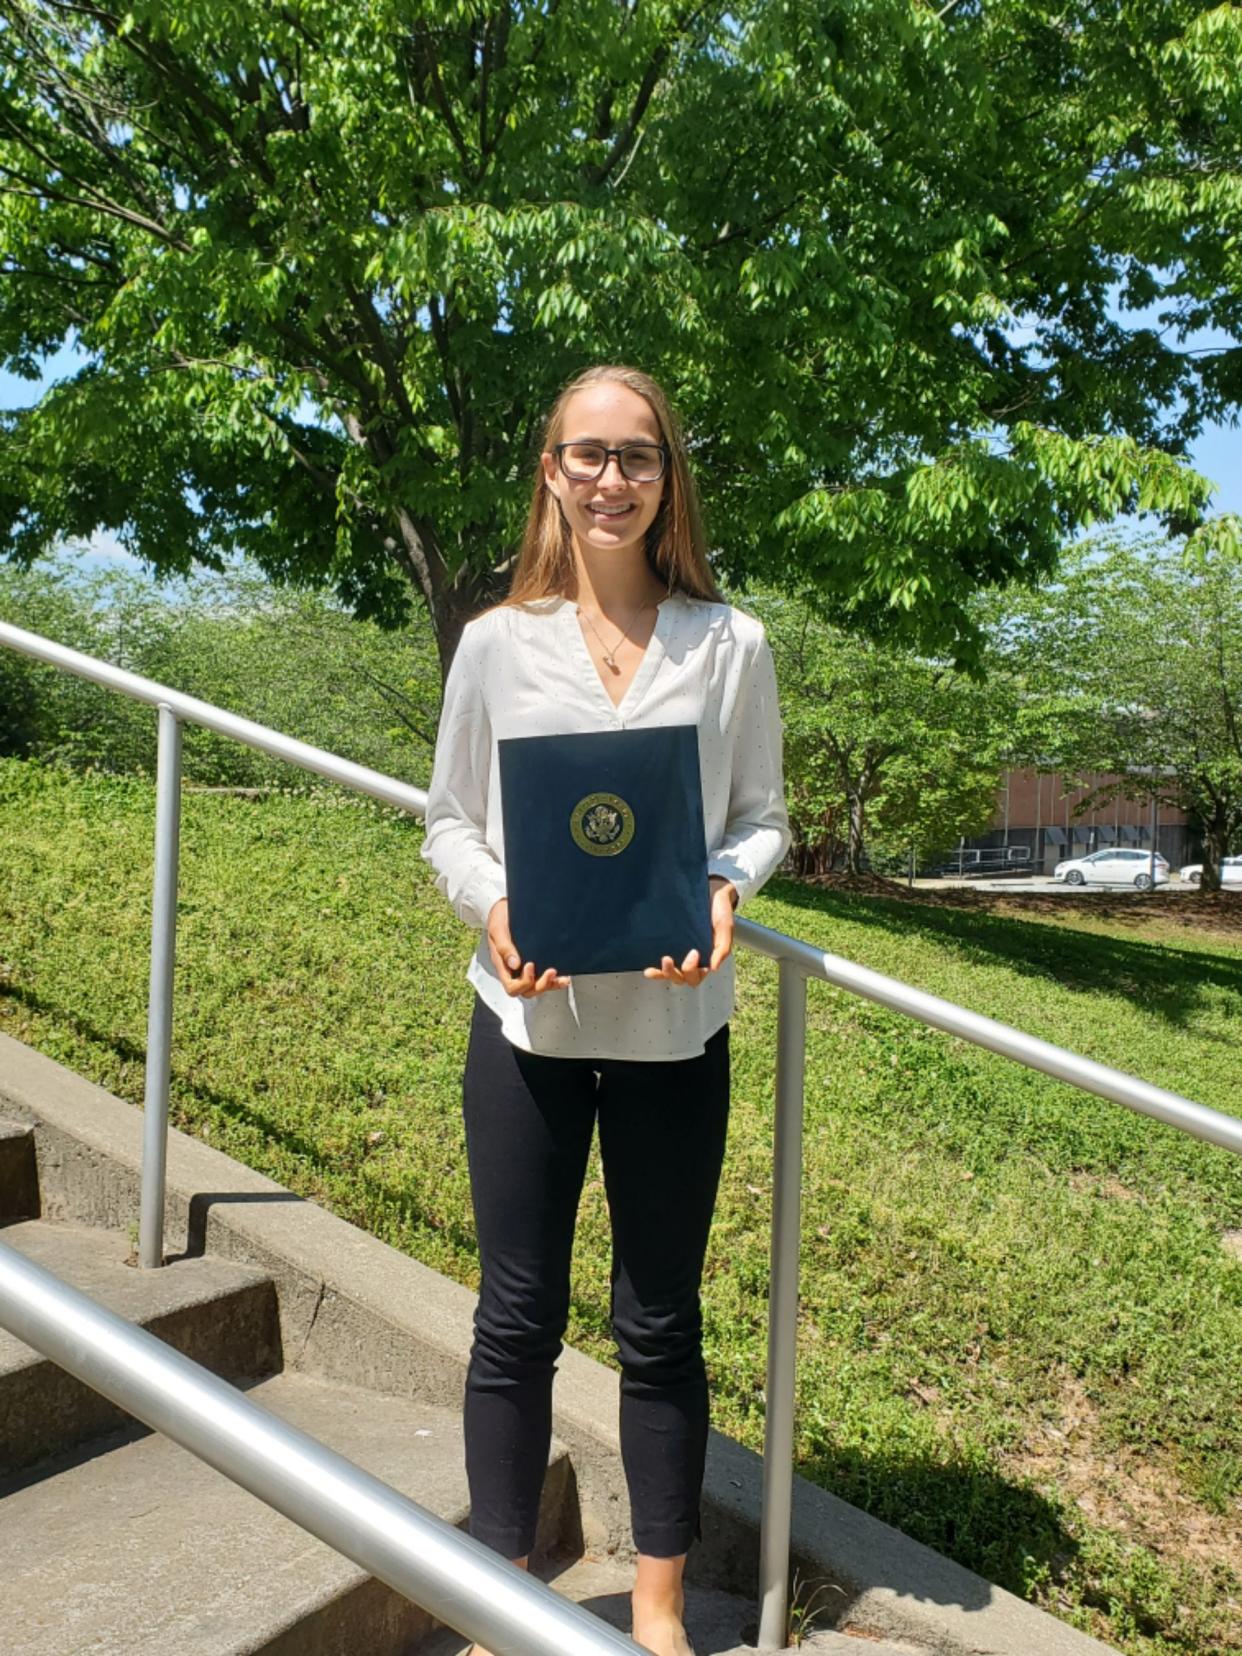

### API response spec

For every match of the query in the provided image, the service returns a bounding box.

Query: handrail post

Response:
[757,958,807,1649]
[139,703,182,1269]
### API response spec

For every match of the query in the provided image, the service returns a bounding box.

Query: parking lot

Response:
[914,874,1200,896]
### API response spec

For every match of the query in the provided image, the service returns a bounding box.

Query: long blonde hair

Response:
[496,364,725,611]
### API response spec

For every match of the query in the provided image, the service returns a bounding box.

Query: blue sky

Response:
[1187,422,1238,513]
[2,313,1237,573]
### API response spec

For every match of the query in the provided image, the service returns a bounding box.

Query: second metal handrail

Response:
[0,1241,642,1656]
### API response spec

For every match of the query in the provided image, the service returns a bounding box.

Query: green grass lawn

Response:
[2,756,1240,1656]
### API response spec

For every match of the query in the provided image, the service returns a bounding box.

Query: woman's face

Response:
[541,383,667,562]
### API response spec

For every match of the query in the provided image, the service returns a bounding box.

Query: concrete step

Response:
[416,1552,932,1656]
[0,1219,280,1475]
[0,1370,576,1656]
[0,1120,38,1222]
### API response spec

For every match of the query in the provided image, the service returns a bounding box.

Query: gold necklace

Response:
[577,602,652,670]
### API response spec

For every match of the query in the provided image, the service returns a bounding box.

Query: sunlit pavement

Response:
[910,875,1196,896]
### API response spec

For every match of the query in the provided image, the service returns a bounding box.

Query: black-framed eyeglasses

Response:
[553,441,669,483]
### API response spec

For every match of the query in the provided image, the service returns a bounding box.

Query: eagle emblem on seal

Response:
[570,791,636,857]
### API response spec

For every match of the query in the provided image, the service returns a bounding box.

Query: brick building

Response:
[947,768,1196,876]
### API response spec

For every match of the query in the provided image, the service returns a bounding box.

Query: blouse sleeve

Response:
[419,621,508,932]
[706,628,792,910]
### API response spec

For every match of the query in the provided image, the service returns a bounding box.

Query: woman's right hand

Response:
[486,898,571,996]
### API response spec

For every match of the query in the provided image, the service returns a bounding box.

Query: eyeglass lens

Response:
[560,443,665,482]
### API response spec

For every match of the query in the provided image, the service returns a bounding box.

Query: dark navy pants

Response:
[460,990,731,1560]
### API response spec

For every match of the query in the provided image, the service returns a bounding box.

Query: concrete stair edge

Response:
[0,1218,281,1476]
[0,1369,578,1656]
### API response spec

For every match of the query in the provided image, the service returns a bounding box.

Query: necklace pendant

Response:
[603,653,616,668]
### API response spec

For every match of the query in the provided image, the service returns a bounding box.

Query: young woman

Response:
[421,364,790,1656]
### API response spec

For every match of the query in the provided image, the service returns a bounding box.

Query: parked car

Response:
[1053,849,1170,889]
[1178,855,1242,886]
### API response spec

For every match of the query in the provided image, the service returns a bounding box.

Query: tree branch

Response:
[344,284,417,427]
[0,163,192,251]
[582,28,675,188]
[489,0,562,144]
[413,23,474,176]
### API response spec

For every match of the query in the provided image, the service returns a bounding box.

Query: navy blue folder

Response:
[496,724,713,977]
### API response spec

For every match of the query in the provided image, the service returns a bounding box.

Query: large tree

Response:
[989,534,1242,891]
[1,0,1238,676]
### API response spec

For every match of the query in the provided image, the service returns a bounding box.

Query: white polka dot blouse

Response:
[419,590,791,1061]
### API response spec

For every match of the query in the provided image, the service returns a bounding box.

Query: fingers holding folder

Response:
[486,898,572,997]
[486,876,736,997]
[643,875,737,985]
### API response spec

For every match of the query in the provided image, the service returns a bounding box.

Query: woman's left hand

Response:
[643,876,737,987]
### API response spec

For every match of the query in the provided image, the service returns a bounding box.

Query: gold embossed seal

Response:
[569,791,636,857]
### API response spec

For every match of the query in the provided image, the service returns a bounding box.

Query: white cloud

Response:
[60,531,142,568]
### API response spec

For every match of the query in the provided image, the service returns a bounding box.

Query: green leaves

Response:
[987,530,1242,883]
[1185,512,1242,568]
[750,584,1015,871]
[0,0,1238,659]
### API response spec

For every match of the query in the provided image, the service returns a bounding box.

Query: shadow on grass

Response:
[770,877,1242,1034]
[787,1436,1179,1648]
[797,1436,1076,1603]
[797,1434,1218,1650]
[0,980,482,1265]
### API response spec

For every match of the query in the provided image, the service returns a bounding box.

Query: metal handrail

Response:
[740,922,1242,1156]
[0,1240,643,1656]
[3,615,1240,1651]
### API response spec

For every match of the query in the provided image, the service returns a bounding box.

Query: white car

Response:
[1053,849,1170,889]
[1178,855,1242,886]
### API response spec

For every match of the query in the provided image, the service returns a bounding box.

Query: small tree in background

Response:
[989,534,1242,892]
[751,590,1011,876]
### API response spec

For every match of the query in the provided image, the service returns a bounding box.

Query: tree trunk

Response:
[349,418,513,687]
[431,558,514,682]
[1199,813,1229,893]
[846,795,866,874]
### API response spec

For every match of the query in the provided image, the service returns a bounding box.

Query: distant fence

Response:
[923,844,1036,879]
